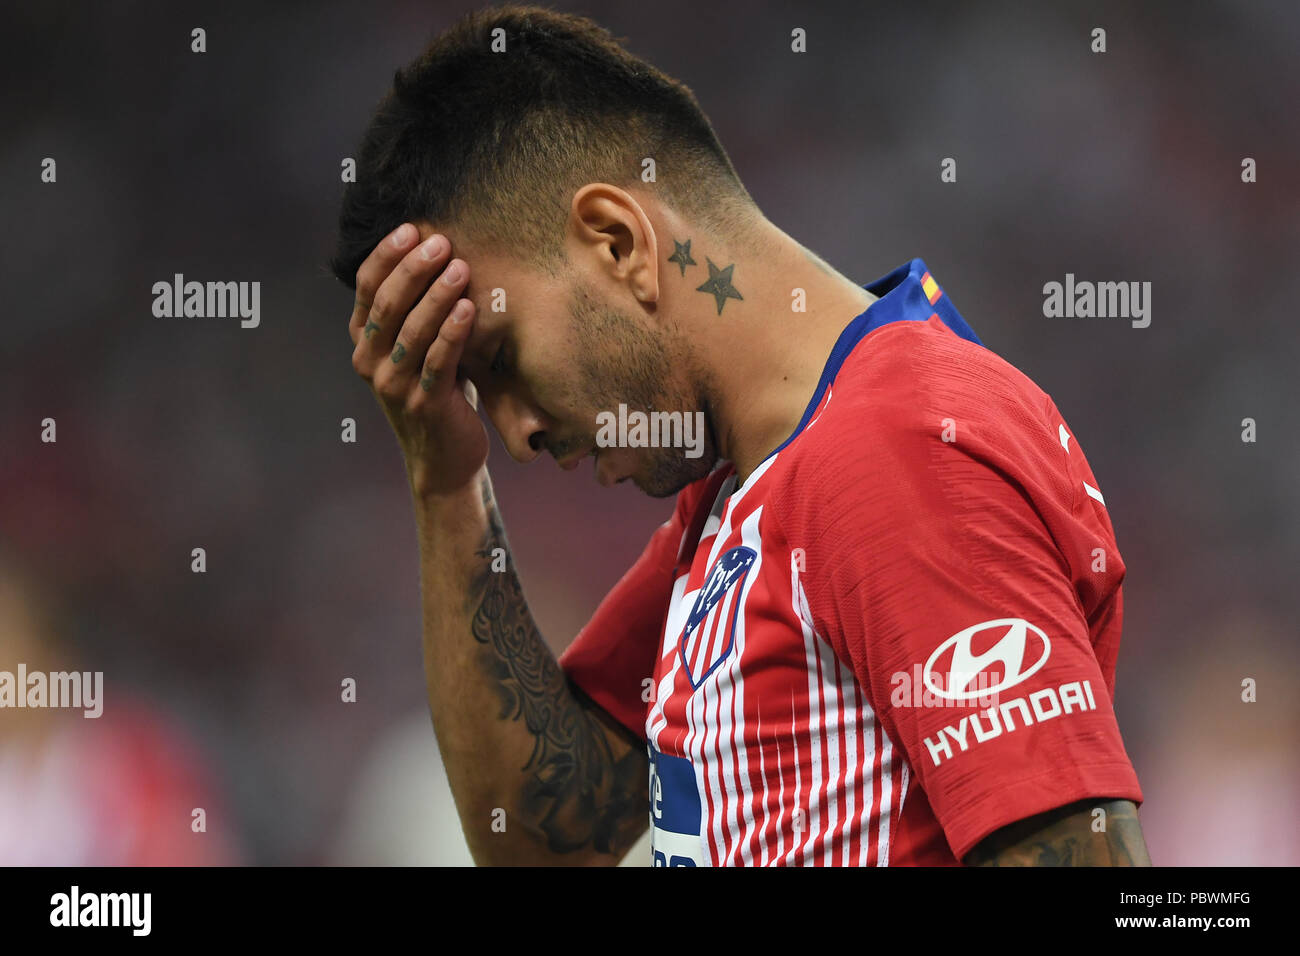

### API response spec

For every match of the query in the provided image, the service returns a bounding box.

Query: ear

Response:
[568,184,660,306]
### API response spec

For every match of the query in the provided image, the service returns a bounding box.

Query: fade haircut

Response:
[329,4,757,289]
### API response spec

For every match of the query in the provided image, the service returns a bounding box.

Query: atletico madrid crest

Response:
[678,546,757,689]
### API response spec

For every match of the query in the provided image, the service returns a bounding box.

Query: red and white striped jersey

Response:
[559,258,1143,866]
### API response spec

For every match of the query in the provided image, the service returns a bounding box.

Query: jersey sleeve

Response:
[557,487,696,742]
[786,343,1143,862]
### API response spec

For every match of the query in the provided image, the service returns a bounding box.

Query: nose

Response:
[479,387,548,464]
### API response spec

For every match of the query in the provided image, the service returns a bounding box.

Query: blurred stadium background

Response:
[1,0,1297,865]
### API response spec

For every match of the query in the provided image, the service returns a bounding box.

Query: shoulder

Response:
[770,316,1067,534]
[797,318,1057,470]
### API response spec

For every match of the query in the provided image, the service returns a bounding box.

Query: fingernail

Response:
[443,261,463,283]
[420,235,446,261]
[391,223,414,247]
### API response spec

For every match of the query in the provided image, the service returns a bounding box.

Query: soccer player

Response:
[331,5,1149,866]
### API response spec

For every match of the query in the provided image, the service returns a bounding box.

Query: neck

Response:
[672,218,877,484]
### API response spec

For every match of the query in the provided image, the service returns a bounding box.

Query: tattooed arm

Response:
[345,227,645,863]
[414,468,648,865]
[963,797,1151,866]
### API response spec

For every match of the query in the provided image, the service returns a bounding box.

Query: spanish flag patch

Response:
[921,270,942,304]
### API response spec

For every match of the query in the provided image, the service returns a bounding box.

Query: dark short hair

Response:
[329,3,756,289]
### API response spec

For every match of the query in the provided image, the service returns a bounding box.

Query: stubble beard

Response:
[569,284,718,498]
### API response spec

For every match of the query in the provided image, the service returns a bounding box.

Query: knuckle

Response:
[352,287,374,317]
[351,348,370,378]
[372,366,404,399]
[369,290,392,322]
[398,253,425,281]
[420,265,450,294]
[405,389,428,415]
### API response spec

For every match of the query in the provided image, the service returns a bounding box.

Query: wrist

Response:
[410,465,489,519]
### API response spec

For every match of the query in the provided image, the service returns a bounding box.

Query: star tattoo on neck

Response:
[667,238,696,276]
[695,258,743,315]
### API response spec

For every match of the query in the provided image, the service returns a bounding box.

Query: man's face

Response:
[420,226,718,497]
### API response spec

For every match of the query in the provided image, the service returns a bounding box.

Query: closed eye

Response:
[490,342,508,376]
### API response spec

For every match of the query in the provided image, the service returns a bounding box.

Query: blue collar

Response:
[766,257,981,460]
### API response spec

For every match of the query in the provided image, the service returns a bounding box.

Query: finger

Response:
[349,223,419,345]
[355,232,452,363]
[415,298,476,399]
[384,257,471,381]
[369,255,469,401]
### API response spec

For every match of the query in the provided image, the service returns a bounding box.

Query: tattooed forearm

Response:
[965,798,1151,866]
[667,237,743,314]
[467,480,645,856]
